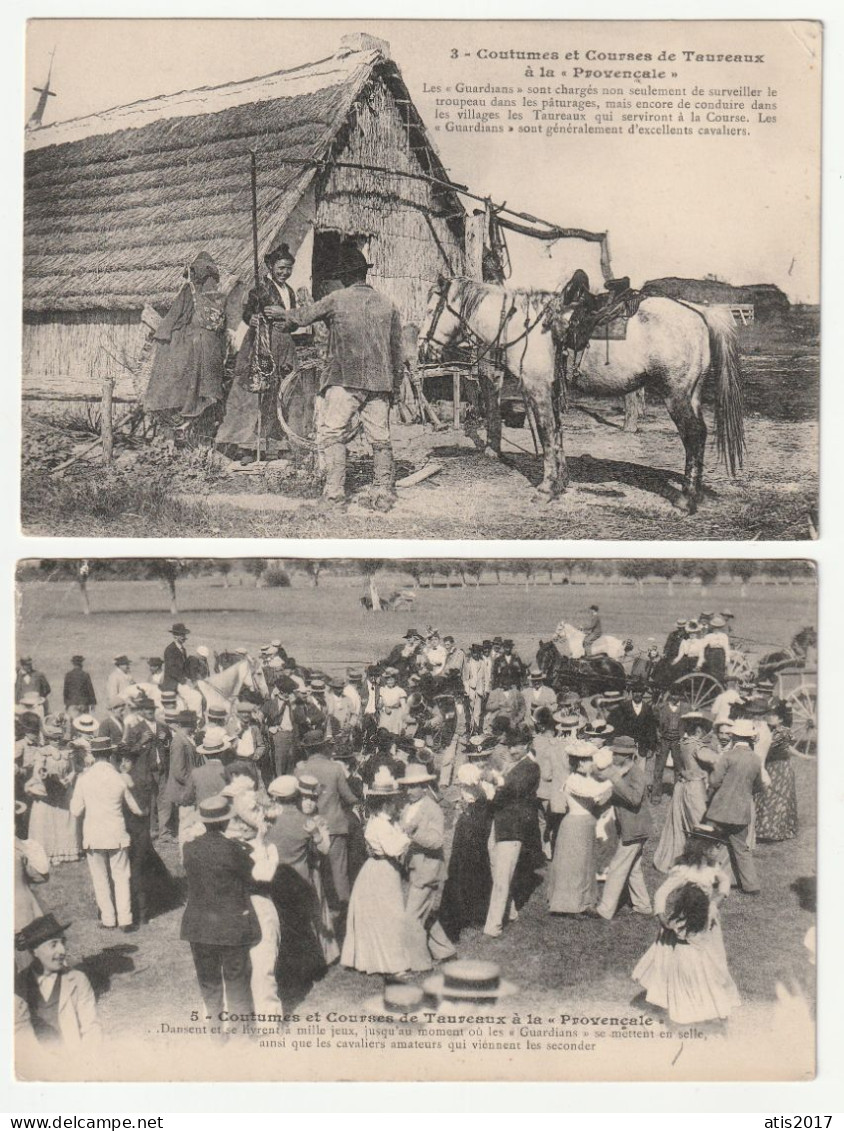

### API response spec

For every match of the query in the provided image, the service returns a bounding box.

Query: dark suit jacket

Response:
[124,721,167,782]
[162,641,189,692]
[165,730,198,806]
[491,755,540,842]
[607,701,659,752]
[63,669,96,709]
[706,743,762,826]
[606,762,652,842]
[180,830,260,947]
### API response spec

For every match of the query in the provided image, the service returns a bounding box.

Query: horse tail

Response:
[701,305,745,476]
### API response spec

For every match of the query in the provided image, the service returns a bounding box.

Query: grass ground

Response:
[17,577,817,1045]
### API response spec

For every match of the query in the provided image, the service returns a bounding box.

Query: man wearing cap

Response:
[70,737,144,931]
[591,736,653,920]
[399,764,456,969]
[180,795,261,1020]
[705,719,763,893]
[14,913,100,1052]
[62,656,96,724]
[106,656,133,710]
[281,244,404,503]
[652,689,690,804]
[163,624,191,692]
[15,658,51,712]
[295,730,358,934]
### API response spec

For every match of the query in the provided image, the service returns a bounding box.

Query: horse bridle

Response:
[420,282,471,352]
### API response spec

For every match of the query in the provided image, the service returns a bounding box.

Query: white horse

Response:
[418,274,745,513]
[554,622,626,661]
[196,655,269,716]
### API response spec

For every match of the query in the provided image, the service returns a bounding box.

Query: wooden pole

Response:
[101,375,114,465]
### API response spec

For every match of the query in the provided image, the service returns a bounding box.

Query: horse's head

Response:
[417,274,462,363]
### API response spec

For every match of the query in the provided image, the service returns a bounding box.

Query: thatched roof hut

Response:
[23,34,468,400]
[643,277,790,321]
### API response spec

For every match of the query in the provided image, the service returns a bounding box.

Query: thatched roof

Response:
[24,41,457,313]
[644,276,791,318]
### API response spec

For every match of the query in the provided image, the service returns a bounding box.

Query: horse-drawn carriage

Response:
[535,638,726,713]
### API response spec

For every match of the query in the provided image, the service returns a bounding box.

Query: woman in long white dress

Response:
[341,770,412,976]
[547,743,613,915]
[377,670,408,737]
[634,828,740,1024]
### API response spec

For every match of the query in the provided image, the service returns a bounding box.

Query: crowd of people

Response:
[14,607,808,1051]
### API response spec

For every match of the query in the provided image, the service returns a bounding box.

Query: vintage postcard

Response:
[21,19,819,540]
[14,557,816,1080]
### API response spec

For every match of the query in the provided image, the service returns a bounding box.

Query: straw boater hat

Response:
[553,712,581,731]
[18,691,45,709]
[235,701,254,717]
[582,721,614,741]
[399,763,437,787]
[730,718,757,740]
[611,735,638,756]
[467,735,492,759]
[681,710,713,731]
[89,736,114,758]
[567,740,600,762]
[599,690,624,705]
[363,982,428,1017]
[198,795,232,824]
[423,960,517,1004]
[297,774,320,799]
[195,726,232,757]
[709,615,727,628]
[206,706,228,723]
[366,767,400,797]
[267,775,300,800]
[299,728,328,750]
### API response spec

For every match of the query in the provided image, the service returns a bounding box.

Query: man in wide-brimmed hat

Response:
[705,718,763,893]
[398,764,456,969]
[191,726,232,806]
[590,735,653,920]
[14,912,101,1052]
[295,728,358,936]
[180,795,260,1020]
[70,737,144,932]
[281,243,404,505]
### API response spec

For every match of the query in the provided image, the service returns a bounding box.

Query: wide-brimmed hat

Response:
[71,654,85,664]
[599,690,624,704]
[169,623,190,636]
[346,668,363,681]
[709,615,727,628]
[89,736,114,757]
[423,960,516,1003]
[730,718,757,739]
[743,698,771,717]
[553,712,581,729]
[366,767,400,796]
[685,620,702,633]
[299,728,327,750]
[196,726,232,757]
[206,706,228,722]
[399,763,436,786]
[529,665,543,679]
[328,675,345,690]
[582,721,614,740]
[682,710,712,730]
[611,735,638,756]
[18,691,45,708]
[403,629,422,640]
[721,609,735,620]
[198,795,232,824]
[268,775,300,800]
[15,912,71,952]
[235,701,254,716]
[567,740,600,762]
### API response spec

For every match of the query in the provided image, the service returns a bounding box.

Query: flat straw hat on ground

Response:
[363,982,428,1016]
[423,960,517,1004]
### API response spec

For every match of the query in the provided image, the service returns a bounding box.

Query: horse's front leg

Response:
[532,391,567,498]
[480,364,502,458]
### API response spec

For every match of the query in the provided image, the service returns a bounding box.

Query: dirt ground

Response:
[20,318,819,540]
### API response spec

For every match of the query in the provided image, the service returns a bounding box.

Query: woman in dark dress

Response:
[755,703,799,841]
[439,765,493,943]
[216,239,302,459]
[144,250,228,439]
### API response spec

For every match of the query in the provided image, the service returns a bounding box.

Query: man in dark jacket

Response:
[652,690,691,803]
[483,745,540,937]
[63,655,96,722]
[15,658,51,712]
[705,718,763,893]
[284,245,404,503]
[180,795,260,1020]
[161,710,198,840]
[162,624,191,692]
[124,695,169,839]
[592,736,653,919]
[606,686,659,759]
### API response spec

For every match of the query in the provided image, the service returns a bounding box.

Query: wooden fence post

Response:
[101,375,114,464]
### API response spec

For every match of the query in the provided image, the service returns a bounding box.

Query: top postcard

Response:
[21,19,820,540]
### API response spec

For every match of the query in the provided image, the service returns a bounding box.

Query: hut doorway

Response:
[311,230,373,299]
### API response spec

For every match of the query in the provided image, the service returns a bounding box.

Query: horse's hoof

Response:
[483,446,499,460]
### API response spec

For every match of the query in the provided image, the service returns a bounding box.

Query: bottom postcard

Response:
[13,557,816,1080]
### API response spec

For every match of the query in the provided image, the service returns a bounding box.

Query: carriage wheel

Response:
[673,672,723,711]
[726,652,755,681]
[787,686,817,753]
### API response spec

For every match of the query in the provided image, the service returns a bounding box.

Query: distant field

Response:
[16,575,816,694]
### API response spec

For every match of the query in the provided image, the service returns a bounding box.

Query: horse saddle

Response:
[546,272,646,353]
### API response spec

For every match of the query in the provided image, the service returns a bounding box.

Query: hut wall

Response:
[314,79,466,327]
[22,312,145,401]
